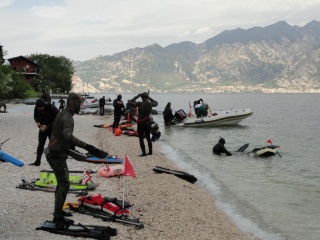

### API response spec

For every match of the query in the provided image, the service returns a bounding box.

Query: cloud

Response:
[30,4,66,19]
[1,0,320,61]
[0,0,13,8]
[194,27,212,36]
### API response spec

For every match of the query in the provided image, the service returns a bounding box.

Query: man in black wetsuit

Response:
[41,89,51,104]
[58,98,65,112]
[99,96,106,116]
[112,95,124,132]
[128,92,158,156]
[30,99,59,166]
[45,93,108,228]
[213,137,232,156]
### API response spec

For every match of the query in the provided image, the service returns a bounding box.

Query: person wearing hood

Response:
[163,102,174,126]
[29,98,59,166]
[41,89,51,104]
[128,92,158,156]
[99,96,106,116]
[112,94,125,132]
[45,93,108,228]
[213,137,232,156]
[58,98,65,112]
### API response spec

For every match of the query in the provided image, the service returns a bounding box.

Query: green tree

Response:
[0,46,34,100]
[29,54,75,93]
[0,65,35,99]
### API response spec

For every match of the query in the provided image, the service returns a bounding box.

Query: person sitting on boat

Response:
[213,137,232,156]
[163,102,174,126]
[194,99,206,118]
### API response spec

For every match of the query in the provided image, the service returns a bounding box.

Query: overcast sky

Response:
[1,0,320,61]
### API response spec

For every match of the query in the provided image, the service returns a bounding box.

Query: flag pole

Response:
[122,175,126,211]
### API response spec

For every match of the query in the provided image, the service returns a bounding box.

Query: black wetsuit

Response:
[112,97,124,130]
[46,96,87,220]
[163,104,174,125]
[58,99,65,112]
[99,97,106,115]
[129,94,158,156]
[213,138,232,156]
[33,103,59,165]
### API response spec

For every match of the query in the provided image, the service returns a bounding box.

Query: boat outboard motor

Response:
[172,109,187,124]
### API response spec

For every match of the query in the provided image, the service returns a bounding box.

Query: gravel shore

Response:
[0,104,254,240]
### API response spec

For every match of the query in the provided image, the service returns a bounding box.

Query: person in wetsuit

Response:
[213,137,232,156]
[112,95,125,132]
[58,98,65,112]
[163,102,174,126]
[99,96,106,116]
[150,117,161,142]
[41,89,51,104]
[30,99,59,166]
[45,93,108,228]
[128,92,158,156]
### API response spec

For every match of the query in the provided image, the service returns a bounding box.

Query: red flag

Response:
[267,137,272,144]
[81,170,92,185]
[124,154,136,178]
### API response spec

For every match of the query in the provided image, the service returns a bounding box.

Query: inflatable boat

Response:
[173,108,253,127]
[247,145,281,157]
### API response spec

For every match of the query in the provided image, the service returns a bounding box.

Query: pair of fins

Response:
[36,220,117,239]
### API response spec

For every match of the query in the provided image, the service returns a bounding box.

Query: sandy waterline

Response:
[0,104,254,240]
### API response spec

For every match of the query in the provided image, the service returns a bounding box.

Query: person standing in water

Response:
[213,137,232,156]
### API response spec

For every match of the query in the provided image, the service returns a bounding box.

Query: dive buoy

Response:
[114,126,121,136]
[99,165,124,178]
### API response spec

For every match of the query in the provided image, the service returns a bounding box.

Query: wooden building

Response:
[7,55,42,81]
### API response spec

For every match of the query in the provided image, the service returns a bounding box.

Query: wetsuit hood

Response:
[66,93,82,114]
[141,92,148,99]
[219,137,226,144]
[36,99,46,108]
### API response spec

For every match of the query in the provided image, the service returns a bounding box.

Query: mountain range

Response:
[72,20,320,93]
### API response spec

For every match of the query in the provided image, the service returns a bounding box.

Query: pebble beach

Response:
[0,103,254,240]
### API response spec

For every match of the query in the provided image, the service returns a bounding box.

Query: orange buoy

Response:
[99,165,124,178]
[114,126,121,136]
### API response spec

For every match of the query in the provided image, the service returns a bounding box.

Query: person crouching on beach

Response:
[30,99,59,166]
[128,92,158,156]
[45,93,108,228]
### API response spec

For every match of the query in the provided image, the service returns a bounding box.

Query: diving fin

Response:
[36,220,117,239]
[236,143,249,152]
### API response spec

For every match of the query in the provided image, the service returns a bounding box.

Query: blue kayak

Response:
[0,149,24,167]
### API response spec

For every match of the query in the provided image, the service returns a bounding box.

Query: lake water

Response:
[10,93,320,240]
